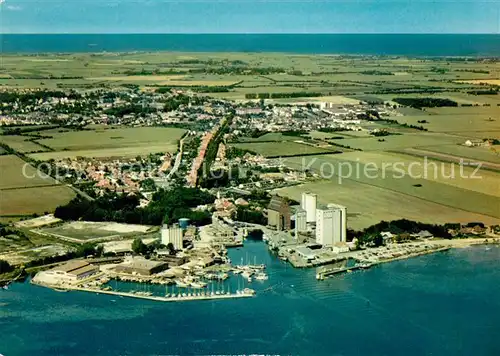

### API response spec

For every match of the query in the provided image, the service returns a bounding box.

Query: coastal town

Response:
[1,83,499,302]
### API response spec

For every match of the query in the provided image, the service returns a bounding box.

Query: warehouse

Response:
[114,256,169,276]
[33,260,99,286]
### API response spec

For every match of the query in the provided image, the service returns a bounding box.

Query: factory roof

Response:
[268,195,289,211]
[68,264,98,277]
[295,246,317,260]
[125,258,167,270]
[53,260,90,273]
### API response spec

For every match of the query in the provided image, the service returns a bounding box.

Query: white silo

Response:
[301,192,317,223]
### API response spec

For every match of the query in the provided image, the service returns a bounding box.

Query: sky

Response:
[0,0,499,34]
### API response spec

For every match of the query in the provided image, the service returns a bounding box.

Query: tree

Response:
[132,238,148,255]
[166,242,176,255]
[0,259,13,274]
[373,233,384,247]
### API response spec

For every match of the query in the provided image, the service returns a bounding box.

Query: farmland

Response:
[0,185,76,216]
[0,135,49,153]
[328,133,465,151]
[231,141,339,157]
[1,51,499,228]
[0,155,58,189]
[35,126,185,152]
[2,52,499,102]
[276,179,500,231]
[278,151,500,230]
[10,126,187,160]
[0,155,75,216]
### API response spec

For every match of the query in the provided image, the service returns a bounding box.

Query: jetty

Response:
[316,265,369,280]
[31,280,255,302]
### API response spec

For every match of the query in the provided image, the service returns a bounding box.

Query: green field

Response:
[237,132,307,142]
[231,141,338,157]
[18,126,186,159]
[328,133,464,151]
[0,135,49,153]
[0,155,58,189]
[0,185,76,216]
[0,155,75,216]
[415,145,500,164]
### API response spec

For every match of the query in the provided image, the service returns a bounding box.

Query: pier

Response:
[32,280,255,302]
[316,265,368,280]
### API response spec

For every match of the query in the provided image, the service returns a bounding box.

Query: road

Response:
[167,137,185,180]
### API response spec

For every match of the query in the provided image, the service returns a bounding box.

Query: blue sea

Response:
[1,242,499,356]
[1,34,500,56]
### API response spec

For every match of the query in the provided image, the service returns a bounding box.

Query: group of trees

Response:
[197,116,233,186]
[360,70,393,75]
[131,238,165,255]
[244,92,323,99]
[54,187,215,226]
[161,93,206,111]
[235,206,266,225]
[0,260,14,274]
[225,146,256,159]
[393,97,458,109]
[104,104,157,118]
[350,219,454,249]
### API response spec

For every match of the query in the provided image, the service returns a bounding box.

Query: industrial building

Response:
[161,224,183,250]
[294,208,307,235]
[316,204,347,246]
[301,192,317,223]
[267,195,291,231]
[114,256,169,276]
[295,246,317,262]
[34,260,99,285]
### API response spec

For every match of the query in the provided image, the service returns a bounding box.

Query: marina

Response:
[31,282,255,302]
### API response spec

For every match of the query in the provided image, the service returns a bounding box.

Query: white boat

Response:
[190,281,207,289]
[242,288,255,295]
[175,279,190,288]
[255,273,268,281]
[247,277,252,283]
[241,271,252,279]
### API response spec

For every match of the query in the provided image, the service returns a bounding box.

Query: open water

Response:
[2,34,499,56]
[1,242,499,355]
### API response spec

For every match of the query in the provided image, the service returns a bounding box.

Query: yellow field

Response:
[0,185,76,216]
[276,180,500,231]
[282,153,500,224]
[323,151,500,197]
[457,79,500,85]
[87,75,186,81]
